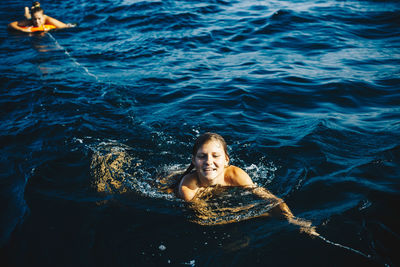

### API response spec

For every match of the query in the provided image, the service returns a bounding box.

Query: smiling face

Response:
[192,140,229,186]
[32,10,45,27]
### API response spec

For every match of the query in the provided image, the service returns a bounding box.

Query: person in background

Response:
[8,2,72,33]
[179,132,319,235]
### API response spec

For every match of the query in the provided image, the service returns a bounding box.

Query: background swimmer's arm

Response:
[8,21,32,32]
[44,15,70,28]
[179,174,199,202]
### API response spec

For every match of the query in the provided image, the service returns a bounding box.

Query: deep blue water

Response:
[1,0,400,266]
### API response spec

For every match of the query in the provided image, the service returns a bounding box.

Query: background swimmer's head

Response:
[31,2,44,26]
[192,132,229,160]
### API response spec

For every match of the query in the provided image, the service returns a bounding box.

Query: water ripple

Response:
[1,0,399,265]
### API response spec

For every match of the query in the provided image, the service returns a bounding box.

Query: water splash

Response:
[89,141,176,200]
[89,141,288,225]
[244,162,277,186]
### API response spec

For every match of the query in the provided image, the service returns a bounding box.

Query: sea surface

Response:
[1,0,400,266]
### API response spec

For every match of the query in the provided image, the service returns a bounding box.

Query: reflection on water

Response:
[188,186,281,226]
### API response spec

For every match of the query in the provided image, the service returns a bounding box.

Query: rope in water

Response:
[48,32,99,82]
[317,234,372,259]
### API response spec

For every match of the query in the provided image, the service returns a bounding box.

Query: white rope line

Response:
[48,32,99,81]
[317,234,372,259]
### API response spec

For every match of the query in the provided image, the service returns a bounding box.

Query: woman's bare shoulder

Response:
[180,172,198,186]
[179,172,199,201]
[45,15,68,28]
[225,165,254,186]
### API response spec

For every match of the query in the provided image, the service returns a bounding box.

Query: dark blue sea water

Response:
[1,0,400,266]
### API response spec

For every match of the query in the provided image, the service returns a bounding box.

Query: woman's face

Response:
[32,11,45,27]
[192,140,228,185]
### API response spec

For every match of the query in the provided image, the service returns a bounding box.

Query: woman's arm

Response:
[8,21,32,32]
[252,187,292,217]
[253,187,319,236]
[179,173,200,202]
[227,167,294,219]
[44,15,70,28]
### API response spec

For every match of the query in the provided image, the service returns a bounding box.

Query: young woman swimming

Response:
[8,2,72,33]
[179,132,318,235]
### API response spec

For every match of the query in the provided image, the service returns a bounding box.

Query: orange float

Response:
[22,24,56,32]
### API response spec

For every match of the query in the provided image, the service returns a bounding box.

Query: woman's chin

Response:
[200,173,222,185]
[205,176,216,182]
[201,172,216,179]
